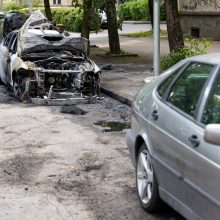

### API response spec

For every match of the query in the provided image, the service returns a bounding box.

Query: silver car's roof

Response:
[189,53,220,65]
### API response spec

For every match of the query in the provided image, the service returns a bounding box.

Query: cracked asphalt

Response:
[0,85,184,220]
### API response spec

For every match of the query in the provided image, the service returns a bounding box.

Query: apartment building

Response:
[179,0,220,40]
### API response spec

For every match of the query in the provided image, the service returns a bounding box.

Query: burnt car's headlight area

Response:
[21,58,101,99]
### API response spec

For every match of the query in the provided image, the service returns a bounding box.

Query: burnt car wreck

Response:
[0,11,101,105]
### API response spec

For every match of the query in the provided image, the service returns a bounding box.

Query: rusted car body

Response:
[0,11,101,105]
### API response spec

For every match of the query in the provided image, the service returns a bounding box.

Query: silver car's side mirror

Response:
[204,124,220,146]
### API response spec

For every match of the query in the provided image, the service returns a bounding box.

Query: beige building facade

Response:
[49,0,72,7]
[179,0,220,40]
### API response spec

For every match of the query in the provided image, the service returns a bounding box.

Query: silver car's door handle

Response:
[188,135,200,148]
[151,110,158,121]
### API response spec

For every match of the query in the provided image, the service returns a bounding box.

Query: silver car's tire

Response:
[136,144,163,212]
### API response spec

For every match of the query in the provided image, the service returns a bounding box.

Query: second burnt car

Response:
[0,11,101,105]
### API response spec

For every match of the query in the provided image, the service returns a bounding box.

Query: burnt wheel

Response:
[94,76,100,96]
[13,74,27,100]
[136,144,163,212]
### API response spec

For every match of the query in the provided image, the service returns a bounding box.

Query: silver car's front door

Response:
[184,70,220,219]
[147,62,215,219]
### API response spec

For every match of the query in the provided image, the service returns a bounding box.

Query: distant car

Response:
[100,11,108,29]
[0,11,101,105]
[127,54,220,220]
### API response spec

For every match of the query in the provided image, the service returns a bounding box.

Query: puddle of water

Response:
[94,121,131,132]
[61,106,88,115]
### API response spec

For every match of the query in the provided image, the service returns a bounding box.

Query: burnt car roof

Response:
[18,11,88,57]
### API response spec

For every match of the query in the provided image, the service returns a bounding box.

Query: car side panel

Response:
[147,92,220,219]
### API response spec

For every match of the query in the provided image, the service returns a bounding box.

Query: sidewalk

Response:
[100,64,152,106]
[90,33,220,106]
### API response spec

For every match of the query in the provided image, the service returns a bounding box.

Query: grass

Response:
[121,30,167,38]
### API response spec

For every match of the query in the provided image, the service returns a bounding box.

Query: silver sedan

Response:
[127,53,220,220]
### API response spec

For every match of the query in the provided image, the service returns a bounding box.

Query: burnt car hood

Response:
[18,11,88,57]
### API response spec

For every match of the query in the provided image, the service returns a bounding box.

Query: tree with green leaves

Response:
[44,0,52,21]
[148,0,153,28]
[165,0,184,52]
[81,0,92,39]
[104,0,120,54]
[73,0,121,54]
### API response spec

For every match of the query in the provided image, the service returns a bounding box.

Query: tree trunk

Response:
[148,0,153,28]
[165,0,184,52]
[81,0,92,40]
[105,0,120,54]
[44,0,52,21]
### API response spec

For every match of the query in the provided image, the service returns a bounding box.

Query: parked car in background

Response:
[100,11,108,29]
[0,11,101,105]
[127,54,220,220]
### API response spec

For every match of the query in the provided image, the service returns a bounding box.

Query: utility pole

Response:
[29,0,33,14]
[153,0,160,76]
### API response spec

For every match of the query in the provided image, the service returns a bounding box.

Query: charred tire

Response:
[13,74,27,100]
[92,75,100,96]
[136,144,163,213]
[95,77,100,96]
[0,78,3,85]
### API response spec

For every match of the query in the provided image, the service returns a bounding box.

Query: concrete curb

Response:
[101,87,133,106]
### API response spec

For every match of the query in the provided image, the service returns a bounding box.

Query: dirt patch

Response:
[61,106,88,115]
[0,153,54,185]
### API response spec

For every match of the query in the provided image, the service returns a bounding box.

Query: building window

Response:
[53,0,61,5]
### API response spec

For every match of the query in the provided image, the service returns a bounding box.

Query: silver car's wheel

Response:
[136,144,163,212]
[137,148,153,204]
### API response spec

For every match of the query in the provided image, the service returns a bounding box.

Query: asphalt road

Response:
[0,85,184,220]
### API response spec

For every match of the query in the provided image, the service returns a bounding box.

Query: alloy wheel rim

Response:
[137,149,154,204]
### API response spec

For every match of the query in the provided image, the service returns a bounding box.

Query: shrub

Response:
[51,8,82,32]
[118,0,166,21]
[160,38,211,71]
[18,7,101,32]
[3,3,24,12]
[118,0,149,21]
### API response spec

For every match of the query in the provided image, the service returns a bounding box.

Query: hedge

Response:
[18,7,83,32]
[118,0,166,21]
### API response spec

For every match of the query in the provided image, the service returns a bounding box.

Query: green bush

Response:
[19,7,100,32]
[160,38,211,71]
[18,7,82,32]
[51,8,82,32]
[3,2,25,12]
[118,0,149,21]
[118,0,166,21]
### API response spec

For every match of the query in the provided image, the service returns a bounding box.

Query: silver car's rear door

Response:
[147,62,216,219]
